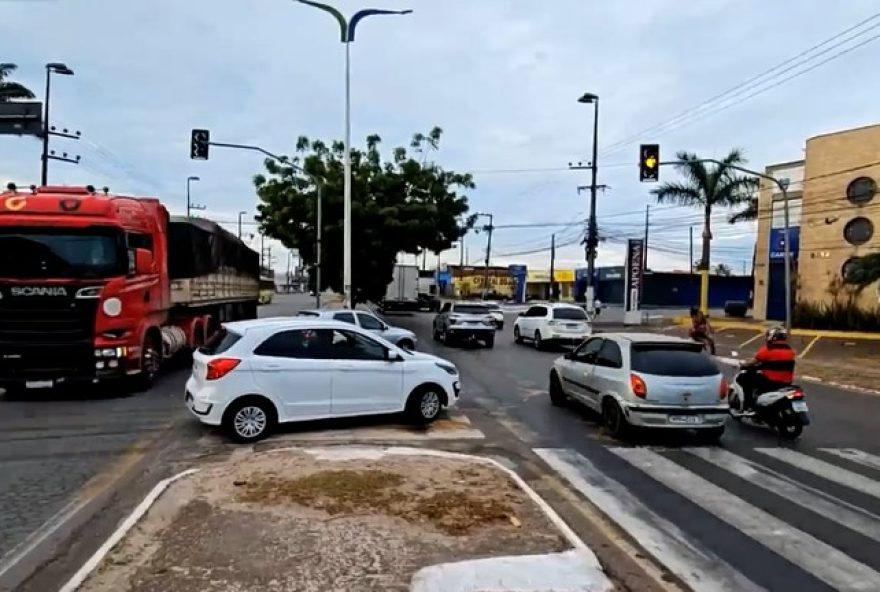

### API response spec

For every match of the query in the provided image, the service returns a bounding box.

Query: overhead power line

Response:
[599,10,880,158]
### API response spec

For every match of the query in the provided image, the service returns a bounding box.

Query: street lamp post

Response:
[474,212,494,299]
[41,63,74,186]
[186,176,200,218]
[238,210,248,239]
[578,92,600,315]
[294,0,412,308]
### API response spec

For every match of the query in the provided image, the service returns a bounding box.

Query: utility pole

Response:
[571,92,600,314]
[459,241,465,267]
[549,233,556,301]
[644,204,650,270]
[422,250,427,271]
[476,213,494,299]
[689,226,695,305]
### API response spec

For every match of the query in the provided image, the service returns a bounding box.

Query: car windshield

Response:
[631,343,719,377]
[454,304,491,314]
[0,227,125,279]
[553,307,587,320]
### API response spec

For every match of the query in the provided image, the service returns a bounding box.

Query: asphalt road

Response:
[385,308,880,592]
[0,295,311,589]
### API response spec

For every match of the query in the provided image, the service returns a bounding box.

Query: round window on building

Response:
[844,217,874,245]
[847,177,877,205]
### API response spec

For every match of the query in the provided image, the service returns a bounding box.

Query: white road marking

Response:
[686,447,880,541]
[819,448,880,472]
[611,447,880,592]
[756,448,880,500]
[535,448,762,592]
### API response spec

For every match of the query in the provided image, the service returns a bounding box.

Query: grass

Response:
[236,468,514,535]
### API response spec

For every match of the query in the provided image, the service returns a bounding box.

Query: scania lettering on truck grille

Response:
[9,286,69,297]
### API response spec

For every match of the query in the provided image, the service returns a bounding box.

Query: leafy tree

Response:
[843,253,880,290]
[652,150,758,307]
[713,263,732,276]
[0,64,35,102]
[255,127,474,303]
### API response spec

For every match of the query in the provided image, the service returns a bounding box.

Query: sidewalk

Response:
[64,447,612,592]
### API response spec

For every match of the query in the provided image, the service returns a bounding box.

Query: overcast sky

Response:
[3,0,879,274]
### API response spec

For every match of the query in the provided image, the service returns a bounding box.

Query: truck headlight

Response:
[102,297,122,317]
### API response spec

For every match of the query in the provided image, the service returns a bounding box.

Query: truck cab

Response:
[0,184,259,392]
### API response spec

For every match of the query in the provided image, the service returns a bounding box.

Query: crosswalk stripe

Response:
[611,447,880,592]
[686,447,880,541]
[819,448,880,472]
[756,448,880,500]
[534,448,762,592]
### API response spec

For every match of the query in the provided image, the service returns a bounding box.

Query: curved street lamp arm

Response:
[348,8,412,41]
[296,0,348,41]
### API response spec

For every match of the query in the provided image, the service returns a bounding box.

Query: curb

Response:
[57,446,611,592]
[0,429,169,592]
[58,468,199,592]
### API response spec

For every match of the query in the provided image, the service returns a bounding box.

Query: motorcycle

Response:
[728,367,810,439]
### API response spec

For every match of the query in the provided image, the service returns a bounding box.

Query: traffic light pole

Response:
[205,140,324,309]
[656,158,792,331]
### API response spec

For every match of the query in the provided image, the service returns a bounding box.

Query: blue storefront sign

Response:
[508,265,527,303]
[768,227,800,260]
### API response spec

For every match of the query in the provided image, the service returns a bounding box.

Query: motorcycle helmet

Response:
[766,326,788,342]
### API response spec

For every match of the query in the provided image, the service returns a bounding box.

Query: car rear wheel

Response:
[534,330,544,350]
[224,397,276,443]
[698,426,725,443]
[514,326,523,344]
[549,372,567,406]
[603,398,629,439]
[484,334,495,348]
[406,386,444,424]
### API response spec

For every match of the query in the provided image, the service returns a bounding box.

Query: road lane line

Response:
[686,447,880,541]
[755,448,880,500]
[819,448,880,472]
[535,448,761,592]
[611,447,880,592]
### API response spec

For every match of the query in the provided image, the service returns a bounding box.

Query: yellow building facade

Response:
[754,123,880,321]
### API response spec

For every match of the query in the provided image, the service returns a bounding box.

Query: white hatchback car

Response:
[549,333,728,441]
[185,318,460,442]
[514,303,591,349]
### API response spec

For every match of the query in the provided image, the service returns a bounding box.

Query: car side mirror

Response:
[386,349,404,362]
[518,312,525,317]
[135,248,154,275]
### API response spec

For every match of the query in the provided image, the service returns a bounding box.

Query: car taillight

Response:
[719,377,729,399]
[206,358,240,380]
[786,389,804,400]
[630,373,647,398]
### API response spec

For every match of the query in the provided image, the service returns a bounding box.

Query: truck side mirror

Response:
[135,248,155,275]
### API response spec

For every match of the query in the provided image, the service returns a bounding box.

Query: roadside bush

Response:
[793,300,880,332]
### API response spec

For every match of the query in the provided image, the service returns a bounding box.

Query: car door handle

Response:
[264,364,283,370]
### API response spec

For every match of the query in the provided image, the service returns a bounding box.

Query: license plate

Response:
[668,415,702,425]
[792,401,808,412]
[25,380,53,389]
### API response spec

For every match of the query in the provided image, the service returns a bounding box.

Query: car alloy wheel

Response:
[534,331,543,350]
[603,399,628,438]
[420,391,441,419]
[549,372,566,406]
[514,326,522,344]
[234,405,268,439]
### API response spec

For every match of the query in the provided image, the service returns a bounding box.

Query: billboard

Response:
[624,239,645,322]
[0,102,42,136]
[769,227,800,260]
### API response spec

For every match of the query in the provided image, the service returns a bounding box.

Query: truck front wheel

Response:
[132,333,162,391]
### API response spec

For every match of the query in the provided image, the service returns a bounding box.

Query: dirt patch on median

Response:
[79,449,570,592]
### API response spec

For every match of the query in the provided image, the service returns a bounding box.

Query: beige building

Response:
[754,123,880,321]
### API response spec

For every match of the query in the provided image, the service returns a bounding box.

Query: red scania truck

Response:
[0,184,260,392]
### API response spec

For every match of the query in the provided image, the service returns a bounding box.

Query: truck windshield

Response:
[0,228,125,279]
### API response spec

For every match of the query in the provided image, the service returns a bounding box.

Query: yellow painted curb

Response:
[673,316,880,341]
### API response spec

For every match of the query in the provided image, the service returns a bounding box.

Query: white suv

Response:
[513,303,591,349]
[185,318,460,442]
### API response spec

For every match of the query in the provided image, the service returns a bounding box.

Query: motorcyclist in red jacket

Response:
[739,326,796,412]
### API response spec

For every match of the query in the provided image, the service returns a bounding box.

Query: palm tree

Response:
[0,63,35,102]
[727,195,758,224]
[652,149,758,309]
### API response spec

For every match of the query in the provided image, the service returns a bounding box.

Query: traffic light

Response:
[190,129,210,160]
[639,144,659,182]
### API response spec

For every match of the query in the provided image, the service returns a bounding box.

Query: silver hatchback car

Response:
[549,333,728,441]
[297,309,418,350]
